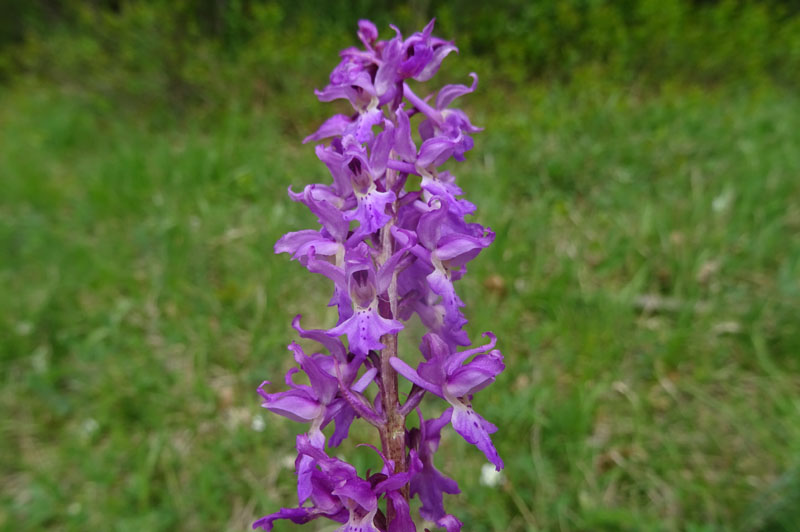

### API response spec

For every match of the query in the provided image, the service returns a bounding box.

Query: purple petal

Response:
[275,230,335,259]
[416,197,448,250]
[411,465,460,522]
[260,388,321,423]
[352,367,378,392]
[327,307,403,357]
[399,42,433,79]
[358,19,378,47]
[329,406,356,448]
[375,36,402,96]
[292,184,350,241]
[394,105,417,162]
[436,73,478,109]
[289,343,339,404]
[435,228,494,267]
[252,507,319,530]
[420,177,476,217]
[450,405,504,470]
[419,332,451,361]
[306,247,346,288]
[413,41,458,82]
[304,114,352,144]
[389,357,443,396]
[376,227,417,293]
[417,135,460,168]
[344,189,396,234]
[436,515,463,532]
[444,353,504,397]
[332,478,377,512]
[369,121,394,177]
[297,453,315,503]
[426,268,466,328]
[354,108,384,144]
[444,332,497,375]
[387,490,416,532]
[315,145,353,196]
[292,315,347,361]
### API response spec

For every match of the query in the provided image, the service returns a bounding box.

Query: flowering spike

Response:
[255,19,503,531]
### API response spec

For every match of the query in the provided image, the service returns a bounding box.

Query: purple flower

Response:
[258,18,501,531]
[390,333,505,470]
[409,409,460,522]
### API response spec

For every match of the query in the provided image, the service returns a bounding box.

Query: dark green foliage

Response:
[3,0,800,111]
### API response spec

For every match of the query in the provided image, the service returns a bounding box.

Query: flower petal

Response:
[450,405,504,470]
[389,356,444,396]
[327,307,403,357]
[304,114,353,144]
[436,73,478,110]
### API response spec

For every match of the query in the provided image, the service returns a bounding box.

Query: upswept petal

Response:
[436,73,478,109]
[258,386,321,423]
[413,40,458,82]
[304,114,353,144]
[435,228,494,267]
[292,315,347,361]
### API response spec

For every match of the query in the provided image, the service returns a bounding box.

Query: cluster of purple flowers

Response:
[255,19,503,531]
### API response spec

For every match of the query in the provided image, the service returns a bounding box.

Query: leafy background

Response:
[1,1,799,530]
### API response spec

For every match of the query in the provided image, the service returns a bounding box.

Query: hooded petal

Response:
[435,515,463,532]
[417,134,462,168]
[444,352,504,397]
[435,228,494,268]
[275,230,339,259]
[289,343,339,404]
[413,40,458,82]
[259,387,321,423]
[357,19,378,47]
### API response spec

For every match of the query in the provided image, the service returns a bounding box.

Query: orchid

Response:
[255,19,503,531]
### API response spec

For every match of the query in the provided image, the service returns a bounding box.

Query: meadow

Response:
[2,2,800,531]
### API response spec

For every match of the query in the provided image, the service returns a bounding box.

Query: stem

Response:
[376,170,408,523]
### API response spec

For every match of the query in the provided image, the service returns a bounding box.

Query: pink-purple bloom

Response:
[255,19,503,531]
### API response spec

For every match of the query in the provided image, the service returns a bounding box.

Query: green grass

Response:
[1,81,799,531]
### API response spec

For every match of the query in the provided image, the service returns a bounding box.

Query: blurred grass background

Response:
[1,1,800,531]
